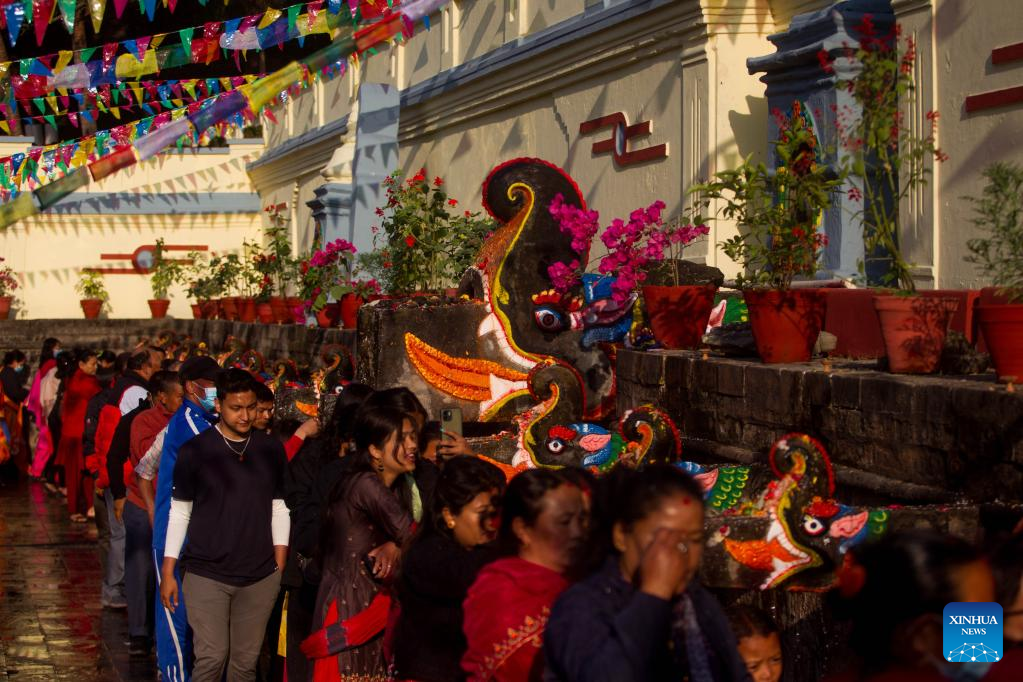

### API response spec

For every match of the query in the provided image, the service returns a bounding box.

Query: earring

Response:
[447,520,456,529]
[376,460,384,472]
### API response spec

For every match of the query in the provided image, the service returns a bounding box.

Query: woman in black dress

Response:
[303,406,419,682]
[392,456,506,681]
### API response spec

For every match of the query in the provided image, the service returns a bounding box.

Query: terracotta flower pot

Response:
[256,301,275,324]
[743,289,826,363]
[190,303,202,319]
[198,299,218,319]
[80,298,103,319]
[269,296,290,324]
[286,296,305,324]
[978,303,1023,382]
[340,294,364,329]
[315,303,341,329]
[148,299,171,319]
[237,297,257,323]
[220,296,239,321]
[642,285,718,349]
[874,295,958,374]
[212,298,225,320]
[0,295,12,320]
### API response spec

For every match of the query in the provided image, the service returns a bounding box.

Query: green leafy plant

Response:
[184,251,217,301]
[150,238,184,300]
[209,253,243,299]
[237,240,266,298]
[0,257,18,298]
[259,204,297,297]
[820,17,947,291]
[965,162,1023,303]
[297,238,381,312]
[75,270,110,303]
[692,102,842,290]
[369,169,495,293]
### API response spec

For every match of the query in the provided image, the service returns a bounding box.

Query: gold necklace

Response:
[216,425,251,462]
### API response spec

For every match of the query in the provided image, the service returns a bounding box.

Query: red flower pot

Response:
[148,299,171,319]
[198,299,218,319]
[256,301,275,324]
[212,298,226,320]
[220,296,239,321]
[80,298,103,319]
[874,295,958,374]
[315,303,341,328]
[269,296,290,324]
[744,289,826,363]
[286,296,305,324]
[340,294,364,329]
[237,297,257,323]
[0,295,12,320]
[191,303,202,319]
[642,285,718,349]
[978,303,1023,382]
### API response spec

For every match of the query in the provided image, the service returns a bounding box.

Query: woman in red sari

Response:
[462,469,588,682]
[58,349,100,521]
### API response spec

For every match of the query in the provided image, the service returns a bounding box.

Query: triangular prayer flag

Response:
[45,95,57,112]
[5,2,25,47]
[33,0,55,46]
[56,0,74,32]
[89,0,105,32]
[258,8,281,29]
[32,97,46,115]
[55,50,73,74]
[0,120,9,134]
[143,0,156,20]
[110,106,120,120]
[102,42,118,70]
[59,94,69,108]
[135,35,151,61]
[43,114,56,128]
[79,45,98,63]
[113,0,129,19]
[287,5,299,33]
[67,111,78,128]
[179,27,194,58]
[167,0,176,12]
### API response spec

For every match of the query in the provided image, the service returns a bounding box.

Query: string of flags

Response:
[1,75,266,131]
[0,0,447,226]
[0,0,397,47]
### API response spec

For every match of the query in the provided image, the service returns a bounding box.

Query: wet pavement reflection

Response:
[0,480,156,681]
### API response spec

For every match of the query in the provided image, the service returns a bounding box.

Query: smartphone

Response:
[440,407,463,440]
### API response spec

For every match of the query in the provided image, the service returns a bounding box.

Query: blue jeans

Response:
[124,501,154,638]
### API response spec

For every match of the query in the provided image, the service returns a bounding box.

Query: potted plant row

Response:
[297,238,381,329]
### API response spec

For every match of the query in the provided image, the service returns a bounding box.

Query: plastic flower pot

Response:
[80,299,103,319]
[874,295,958,374]
[256,301,275,324]
[642,285,718,349]
[220,296,239,321]
[744,289,826,363]
[237,297,257,323]
[340,294,364,329]
[198,299,218,319]
[190,303,202,319]
[270,296,290,324]
[0,296,12,320]
[286,297,305,324]
[315,303,341,329]
[978,303,1023,382]
[148,299,171,319]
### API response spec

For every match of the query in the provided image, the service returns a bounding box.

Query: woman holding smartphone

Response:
[302,406,419,682]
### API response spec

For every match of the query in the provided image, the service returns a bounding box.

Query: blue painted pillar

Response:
[747,0,895,281]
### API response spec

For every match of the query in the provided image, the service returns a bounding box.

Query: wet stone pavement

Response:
[0,480,156,681]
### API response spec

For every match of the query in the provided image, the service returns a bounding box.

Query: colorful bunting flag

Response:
[33,0,55,46]
[5,2,25,47]
[56,0,75,32]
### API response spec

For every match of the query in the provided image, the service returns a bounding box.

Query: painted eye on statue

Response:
[802,515,825,536]
[546,438,566,454]
[534,306,566,332]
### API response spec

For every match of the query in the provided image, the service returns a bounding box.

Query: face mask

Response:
[194,386,217,412]
[14,364,25,373]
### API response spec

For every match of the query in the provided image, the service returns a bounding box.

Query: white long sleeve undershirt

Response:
[163,498,290,560]
[163,499,192,559]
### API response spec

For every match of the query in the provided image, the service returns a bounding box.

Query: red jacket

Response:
[61,370,101,440]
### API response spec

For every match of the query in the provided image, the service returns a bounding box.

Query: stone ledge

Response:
[617,350,1023,504]
[0,319,355,367]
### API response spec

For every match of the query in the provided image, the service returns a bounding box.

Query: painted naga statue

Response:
[402,158,675,471]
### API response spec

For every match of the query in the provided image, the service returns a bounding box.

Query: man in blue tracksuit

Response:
[151,356,220,682]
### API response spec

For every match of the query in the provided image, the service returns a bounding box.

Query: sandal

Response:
[70,513,87,523]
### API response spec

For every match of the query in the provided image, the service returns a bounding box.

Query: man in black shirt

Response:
[159,368,290,681]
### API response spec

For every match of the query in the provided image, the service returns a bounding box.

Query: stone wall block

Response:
[830,373,862,409]
[716,361,746,398]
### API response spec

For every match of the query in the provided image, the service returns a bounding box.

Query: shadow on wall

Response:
[729,94,769,163]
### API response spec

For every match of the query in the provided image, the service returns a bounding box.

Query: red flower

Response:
[404,235,416,248]
[464,210,472,218]
[817,49,834,74]
[433,176,443,187]
[447,199,458,207]
[847,186,863,202]
[375,207,385,217]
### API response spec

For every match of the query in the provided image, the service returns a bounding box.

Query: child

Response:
[727,605,783,682]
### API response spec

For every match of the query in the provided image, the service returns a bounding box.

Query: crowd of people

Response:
[1,338,1022,682]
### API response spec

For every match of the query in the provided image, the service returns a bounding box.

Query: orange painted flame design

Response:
[404,333,529,402]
